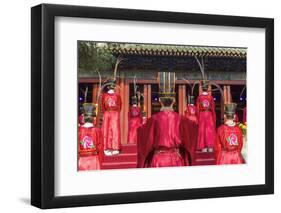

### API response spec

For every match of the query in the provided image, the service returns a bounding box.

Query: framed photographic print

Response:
[31,3,274,209]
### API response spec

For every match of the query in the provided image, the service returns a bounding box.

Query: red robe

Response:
[215,124,244,165]
[101,92,122,150]
[78,125,103,170]
[128,105,142,144]
[184,104,198,124]
[137,110,198,168]
[196,93,216,149]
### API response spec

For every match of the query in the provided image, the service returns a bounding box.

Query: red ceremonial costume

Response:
[185,104,198,124]
[196,93,216,149]
[101,91,122,150]
[137,110,198,168]
[128,105,142,144]
[78,124,103,170]
[215,124,244,164]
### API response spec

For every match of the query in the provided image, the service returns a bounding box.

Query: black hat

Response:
[105,78,116,90]
[82,103,96,117]
[131,96,138,105]
[202,80,209,91]
[224,103,237,116]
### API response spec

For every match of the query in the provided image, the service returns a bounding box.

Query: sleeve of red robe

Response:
[211,97,216,124]
[180,117,198,165]
[214,127,222,162]
[137,117,155,168]
[237,127,243,152]
[195,106,198,119]
[101,94,106,112]
[196,97,200,118]
[96,128,104,163]
[137,125,144,168]
[78,127,83,156]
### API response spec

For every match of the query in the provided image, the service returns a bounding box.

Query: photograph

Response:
[0,0,278,211]
[30,3,274,209]
[77,41,247,171]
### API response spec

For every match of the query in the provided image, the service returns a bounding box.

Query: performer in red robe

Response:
[185,95,198,124]
[78,103,103,171]
[215,103,244,165]
[137,72,198,168]
[101,80,122,156]
[128,96,142,144]
[196,81,216,152]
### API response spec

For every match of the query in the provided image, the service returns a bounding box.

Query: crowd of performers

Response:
[78,75,247,171]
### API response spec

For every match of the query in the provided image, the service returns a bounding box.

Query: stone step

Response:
[102,152,137,163]
[120,144,137,153]
[101,161,137,170]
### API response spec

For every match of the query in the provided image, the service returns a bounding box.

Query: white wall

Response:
[0,0,279,212]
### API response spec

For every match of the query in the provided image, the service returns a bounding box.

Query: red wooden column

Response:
[178,85,186,115]
[221,98,224,124]
[123,79,129,144]
[147,85,152,118]
[223,86,227,103]
[92,84,98,104]
[118,77,124,144]
[223,85,232,104]
[178,85,183,114]
[227,86,232,103]
[143,85,148,117]
[182,85,186,113]
[119,77,129,145]
[143,84,152,118]
[221,86,227,123]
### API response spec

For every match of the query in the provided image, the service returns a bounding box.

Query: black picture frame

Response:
[31,3,274,209]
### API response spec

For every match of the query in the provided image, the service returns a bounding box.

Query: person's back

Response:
[137,72,197,168]
[196,85,216,152]
[137,108,197,168]
[150,110,182,149]
[128,99,142,144]
[215,103,244,165]
[215,124,244,165]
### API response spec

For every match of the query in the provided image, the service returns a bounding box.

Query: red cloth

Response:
[128,106,142,144]
[78,156,101,170]
[101,92,122,150]
[196,94,216,149]
[243,107,247,123]
[184,104,198,124]
[137,110,198,168]
[215,124,244,165]
[78,125,103,170]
